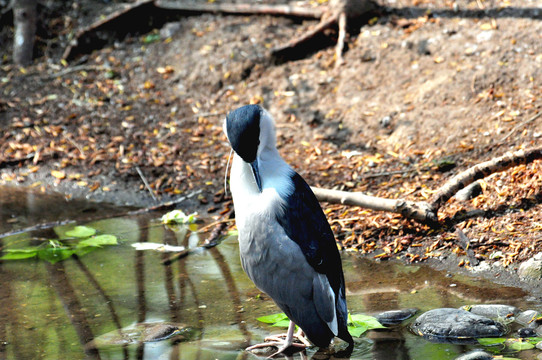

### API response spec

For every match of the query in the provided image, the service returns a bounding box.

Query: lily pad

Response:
[65,225,96,238]
[348,313,385,337]
[257,312,289,325]
[0,248,39,260]
[77,234,118,248]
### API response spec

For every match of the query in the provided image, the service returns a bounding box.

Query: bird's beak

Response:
[250,160,262,192]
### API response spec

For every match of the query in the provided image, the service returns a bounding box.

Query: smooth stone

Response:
[518,253,542,280]
[454,350,493,360]
[460,304,519,321]
[411,308,506,342]
[375,308,418,326]
[517,327,537,338]
[516,310,541,327]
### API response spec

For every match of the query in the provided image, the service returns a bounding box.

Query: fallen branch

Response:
[429,147,542,213]
[312,146,542,225]
[135,165,158,202]
[501,109,541,141]
[311,187,435,223]
[41,65,106,80]
[154,1,323,19]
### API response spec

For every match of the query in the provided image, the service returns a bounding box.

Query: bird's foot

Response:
[264,329,311,348]
[246,333,308,358]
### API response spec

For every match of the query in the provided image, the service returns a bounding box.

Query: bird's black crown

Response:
[226,105,261,163]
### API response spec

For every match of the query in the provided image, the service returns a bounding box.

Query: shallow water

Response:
[0,186,539,359]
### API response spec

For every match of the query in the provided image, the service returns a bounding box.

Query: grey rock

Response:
[160,22,183,39]
[454,350,493,360]
[375,308,418,326]
[460,304,519,321]
[417,39,431,55]
[518,253,542,280]
[517,327,537,338]
[411,308,506,343]
[379,115,392,128]
[516,310,541,327]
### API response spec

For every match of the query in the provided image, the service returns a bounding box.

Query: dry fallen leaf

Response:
[51,170,66,179]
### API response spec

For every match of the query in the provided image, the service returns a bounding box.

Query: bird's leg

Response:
[294,328,311,347]
[263,324,311,347]
[246,321,308,357]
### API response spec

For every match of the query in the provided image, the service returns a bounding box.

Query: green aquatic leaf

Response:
[38,247,74,264]
[257,313,289,324]
[272,319,291,328]
[65,225,96,238]
[161,210,197,225]
[526,337,542,344]
[74,246,97,257]
[349,314,385,329]
[346,313,385,338]
[0,248,38,260]
[506,339,535,351]
[478,337,507,346]
[77,234,118,248]
[348,325,367,338]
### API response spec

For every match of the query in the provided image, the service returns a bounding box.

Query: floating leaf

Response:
[77,234,118,248]
[347,313,385,337]
[506,339,535,351]
[38,247,74,264]
[257,313,289,324]
[348,325,367,338]
[66,225,96,238]
[478,337,507,346]
[272,319,291,328]
[161,210,197,225]
[0,248,38,260]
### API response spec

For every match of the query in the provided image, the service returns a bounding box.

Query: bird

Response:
[223,104,353,356]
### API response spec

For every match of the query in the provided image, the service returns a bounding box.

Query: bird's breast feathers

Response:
[230,153,294,231]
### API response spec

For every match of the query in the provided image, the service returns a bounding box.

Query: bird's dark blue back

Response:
[275,172,352,345]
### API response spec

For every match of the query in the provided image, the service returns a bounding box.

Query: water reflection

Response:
[0,186,538,359]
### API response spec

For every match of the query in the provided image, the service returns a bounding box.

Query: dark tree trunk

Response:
[12,0,37,66]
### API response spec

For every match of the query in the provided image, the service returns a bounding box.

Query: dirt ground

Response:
[1,0,541,286]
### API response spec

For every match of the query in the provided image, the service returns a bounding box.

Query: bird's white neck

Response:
[230,148,294,231]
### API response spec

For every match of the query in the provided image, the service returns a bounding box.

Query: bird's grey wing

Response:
[275,172,345,291]
[275,172,348,334]
[240,221,337,335]
[313,273,338,335]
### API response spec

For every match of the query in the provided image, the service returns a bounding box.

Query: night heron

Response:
[224,104,353,356]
